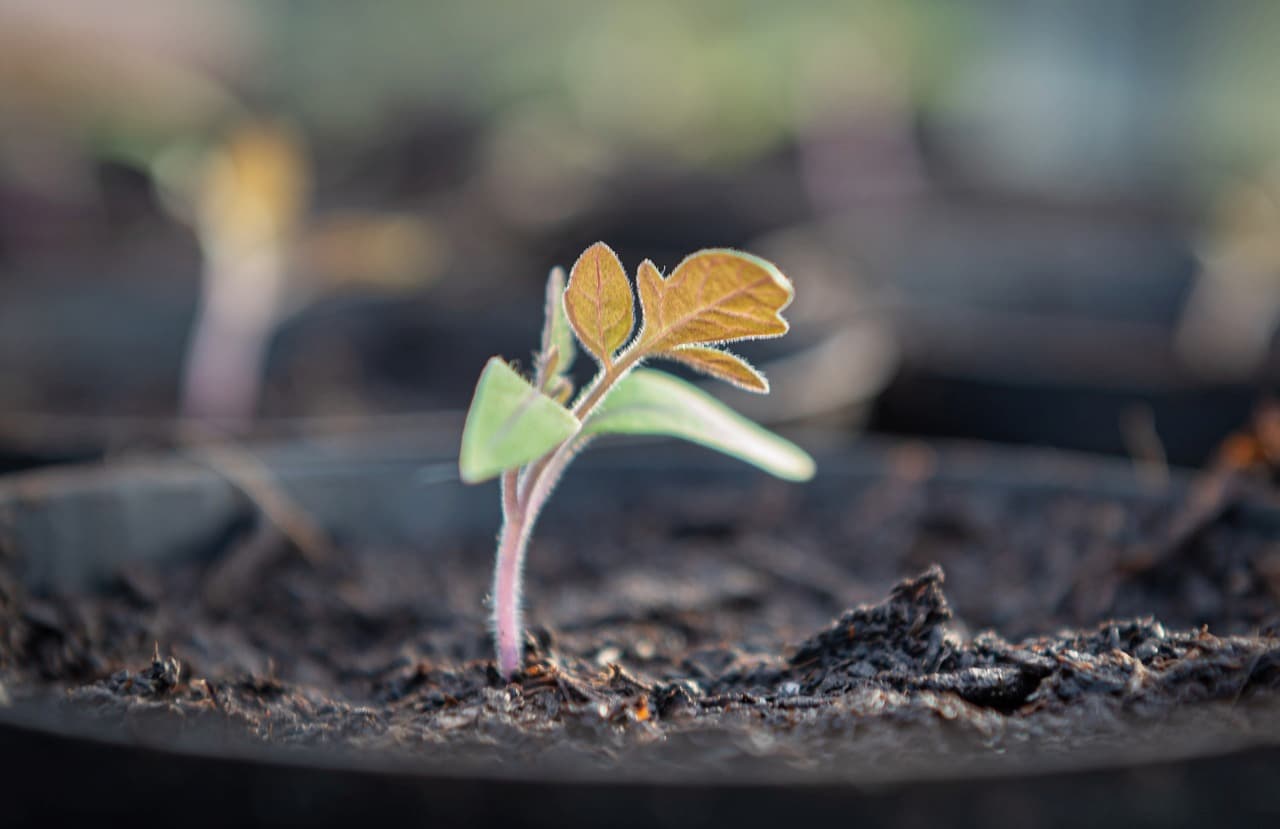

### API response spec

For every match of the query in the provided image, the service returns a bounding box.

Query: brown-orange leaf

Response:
[661,346,769,393]
[636,250,793,353]
[564,242,635,367]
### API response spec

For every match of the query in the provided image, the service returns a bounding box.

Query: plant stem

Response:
[516,345,642,506]
[493,469,529,678]
[491,345,644,678]
[181,242,287,425]
[570,346,643,419]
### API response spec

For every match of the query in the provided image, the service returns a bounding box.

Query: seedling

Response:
[459,242,816,678]
[166,119,441,424]
[180,121,309,424]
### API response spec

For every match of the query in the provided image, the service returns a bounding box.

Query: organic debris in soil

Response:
[2,460,1280,774]
[2,555,1278,774]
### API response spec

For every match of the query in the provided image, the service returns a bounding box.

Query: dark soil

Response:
[2,446,1280,779]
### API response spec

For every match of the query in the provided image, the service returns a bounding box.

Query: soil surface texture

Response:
[3,448,1280,779]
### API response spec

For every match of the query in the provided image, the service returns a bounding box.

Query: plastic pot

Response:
[1,436,1278,826]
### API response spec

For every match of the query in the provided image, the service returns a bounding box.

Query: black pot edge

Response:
[3,697,1280,827]
[2,434,1280,810]
[6,432,1279,540]
[0,430,1245,499]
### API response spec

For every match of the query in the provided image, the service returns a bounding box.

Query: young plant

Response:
[459,242,816,678]
[166,119,441,425]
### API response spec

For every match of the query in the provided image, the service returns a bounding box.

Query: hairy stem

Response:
[516,345,643,505]
[493,469,529,678]
[570,346,644,419]
[491,345,644,678]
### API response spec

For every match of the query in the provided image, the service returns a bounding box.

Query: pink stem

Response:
[491,513,529,678]
[180,307,269,425]
[492,470,529,678]
[180,243,285,425]
[491,346,644,679]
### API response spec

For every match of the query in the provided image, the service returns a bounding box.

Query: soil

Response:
[2,445,1280,780]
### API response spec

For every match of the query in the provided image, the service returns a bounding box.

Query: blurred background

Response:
[2,0,1279,471]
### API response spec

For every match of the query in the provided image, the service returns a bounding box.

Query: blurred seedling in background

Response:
[155,120,445,425]
[1177,163,1280,381]
[459,242,815,678]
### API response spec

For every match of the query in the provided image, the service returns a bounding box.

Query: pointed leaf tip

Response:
[661,345,769,393]
[539,265,576,384]
[459,358,581,483]
[565,242,635,367]
[583,368,815,482]
[637,249,793,354]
